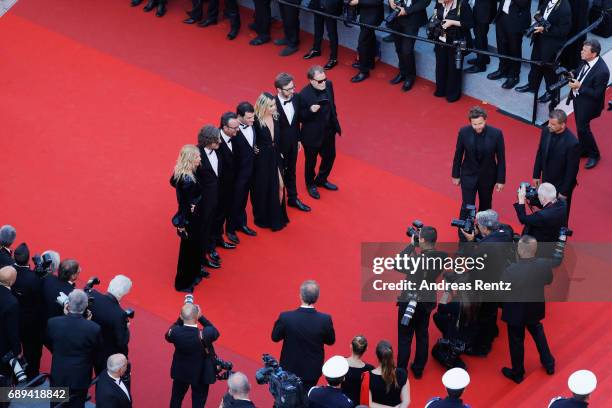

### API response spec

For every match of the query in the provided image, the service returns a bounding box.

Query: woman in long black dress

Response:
[251,92,289,231]
[170,144,203,293]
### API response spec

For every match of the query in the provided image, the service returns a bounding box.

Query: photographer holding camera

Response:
[90,275,133,377]
[166,298,220,408]
[532,109,580,221]
[219,372,255,407]
[43,258,79,320]
[396,226,447,379]
[0,266,20,407]
[515,0,572,103]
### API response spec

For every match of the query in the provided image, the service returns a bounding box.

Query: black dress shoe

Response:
[466,57,477,65]
[249,36,270,46]
[410,365,423,379]
[538,92,553,103]
[198,19,217,27]
[465,65,485,74]
[585,157,599,169]
[487,70,506,80]
[382,34,394,43]
[389,73,405,85]
[288,198,311,212]
[239,225,257,236]
[131,0,144,6]
[155,4,166,17]
[205,259,221,269]
[501,367,523,384]
[208,250,221,263]
[545,365,555,375]
[401,78,415,92]
[227,232,240,244]
[279,46,298,57]
[307,186,320,199]
[217,240,236,249]
[324,59,338,70]
[352,62,360,69]
[143,0,156,12]
[316,181,338,191]
[351,72,369,83]
[274,38,288,46]
[303,49,321,59]
[515,84,535,93]
[502,77,519,89]
[227,29,238,40]
[183,18,198,24]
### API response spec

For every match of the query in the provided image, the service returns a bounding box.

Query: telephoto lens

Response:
[184,294,194,304]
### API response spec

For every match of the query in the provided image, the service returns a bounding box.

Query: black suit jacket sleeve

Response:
[360,0,382,8]
[298,91,318,122]
[579,69,609,100]
[559,142,580,195]
[496,131,506,183]
[513,203,548,228]
[533,132,544,179]
[323,316,336,345]
[5,299,21,356]
[451,131,464,179]
[459,0,475,30]
[271,315,285,342]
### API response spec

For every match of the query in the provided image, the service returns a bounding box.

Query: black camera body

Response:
[552,227,573,263]
[519,182,542,207]
[548,66,573,92]
[385,0,408,25]
[83,277,101,317]
[32,253,53,277]
[426,13,444,40]
[451,204,476,234]
[406,220,424,247]
[2,351,27,384]
[525,13,552,38]
[256,354,304,408]
[124,308,135,320]
[215,357,234,381]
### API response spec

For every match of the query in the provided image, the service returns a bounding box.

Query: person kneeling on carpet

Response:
[220,372,256,407]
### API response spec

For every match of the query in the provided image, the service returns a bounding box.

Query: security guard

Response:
[308,355,354,408]
[548,370,597,407]
[425,367,471,407]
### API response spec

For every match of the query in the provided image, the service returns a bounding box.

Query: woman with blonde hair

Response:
[251,92,289,231]
[369,340,410,408]
[170,144,204,293]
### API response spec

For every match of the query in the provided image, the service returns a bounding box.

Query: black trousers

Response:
[188,0,205,21]
[461,181,494,212]
[207,0,240,30]
[496,14,523,77]
[392,18,419,78]
[575,112,601,160]
[435,45,463,102]
[282,140,299,201]
[472,22,491,68]
[304,130,336,187]
[280,2,300,47]
[507,322,554,376]
[229,177,252,232]
[527,38,561,92]
[313,15,339,59]
[472,302,499,351]
[397,306,431,373]
[253,0,271,38]
[358,27,377,73]
[21,324,44,379]
[170,380,210,408]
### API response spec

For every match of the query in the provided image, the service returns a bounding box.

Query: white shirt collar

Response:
[184,323,198,328]
[204,147,214,156]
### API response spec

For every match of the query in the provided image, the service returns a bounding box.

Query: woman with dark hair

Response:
[251,92,289,231]
[342,335,374,405]
[369,340,410,408]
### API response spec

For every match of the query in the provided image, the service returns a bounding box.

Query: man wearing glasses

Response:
[275,73,311,212]
[298,66,342,200]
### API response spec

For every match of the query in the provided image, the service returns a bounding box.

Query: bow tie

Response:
[283,99,292,105]
[226,139,232,144]
[240,124,248,129]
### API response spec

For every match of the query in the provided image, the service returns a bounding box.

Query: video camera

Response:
[525,13,551,38]
[519,182,542,207]
[215,357,234,381]
[256,354,304,408]
[2,351,27,384]
[426,13,444,40]
[385,0,407,25]
[32,253,53,278]
[451,204,476,234]
[548,66,574,93]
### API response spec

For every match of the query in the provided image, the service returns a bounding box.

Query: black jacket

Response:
[12,265,44,324]
[514,200,566,245]
[434,0,474,44]
[165,316,220,386]
[398,0,431,27]
[276,95,301,153]
[501,257,553,326]
[42,275,76,320]
[398,247,447,313]
[466,227,515,286]
[473,0,497,24]
[0,247,12,268]
[358,0,384,26]
[46,313,102,389]
[452,125,506,189]
[571,58,611,122]
[217,133,237,204]
[196,146,221,218]
[89,291,130,364]
[298,81,341,148]
[271,307,336,382]
[495,0,532,31]
[532,128,580,196]
[534,0,572,47]
[95,370,133,408]
[233,127,256,186]
[0,286,20,376]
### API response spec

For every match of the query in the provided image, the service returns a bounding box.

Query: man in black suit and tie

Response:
[0,266,20,407]
[568,39,610,170]
[500,235,555,384]
[166,300,220,408]
[271,280,336,393]
[0,225,16,268]
[466,0,497,74]
[452,106,506,213]
[487,0,531,89]
[275,73,311,212]
[197,125,223,273]
[95,354,132,408]
[299,66,342,200]
[47,289,102,408]
[43,259,79,321]
[532,109,580,221]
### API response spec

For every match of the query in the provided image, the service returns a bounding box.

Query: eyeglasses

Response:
[227,125,240,131]
[282,86,295,91]
[312,78,327,84]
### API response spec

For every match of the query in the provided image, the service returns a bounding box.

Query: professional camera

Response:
[215,357,234,381]
[552,227,573,263]
[426,13,444,40]
[431,338,467,370]
[256,354,304,408]
[2,352,27,384]
[398,292,418,326]
[548,66,573,92]
[342,0,358,27]
[385,0,407,25]
[451,204,476,234]
[406,219,423,246]
[525,13,552,38]
[32,253,53,277]
[519,182,542,207]
[453,40,467,70]
[124,308,135,320]
[83,277,100,317]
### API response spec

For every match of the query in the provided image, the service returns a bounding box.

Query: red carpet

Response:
[1,1,611,406]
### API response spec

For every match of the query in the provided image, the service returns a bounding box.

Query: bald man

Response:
[95,353,132,408]
[0,266,20,403]
[221,372,256,407]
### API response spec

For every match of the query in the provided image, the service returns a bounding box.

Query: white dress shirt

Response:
[108,372,131,401]
[502,0,511,14]
[543,0,560,20]
[239,123,254,148]
[204,147,219,176]
[277,94,295,125]
[220,130,233,152]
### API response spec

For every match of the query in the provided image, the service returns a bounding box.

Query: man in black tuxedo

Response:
[452,106,506,212]
[95,354,132,408]
[500,235,555,384]
[11,244,45,381]
[197,125,223,274]
[532,109,580,220]
[90,275,132,377]
[275,73,311,212]
[166,301,220,408]
[0,225,16,268]
[271,280,336,393]
[466,0,497,74]
[47,289,102,408]
[515,0,572,103]
[43,259,79,321]
[568,39,610,170]
[299,66,342,200]
[350,0,385,83]
[0,266,20,406]
[487,0,531,89]
[197,0,241,40]
[388,0,431,91]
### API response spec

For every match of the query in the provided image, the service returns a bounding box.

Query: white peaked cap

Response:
[322,356,349,378]
[568,370,597,395]
[442,368,470,390]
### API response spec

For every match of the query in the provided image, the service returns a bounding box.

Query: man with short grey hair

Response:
[221,372,256,407]
[95,353,132,408]
[0,225,17,267]
[272,280,335,394]
[46,289,102,408]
